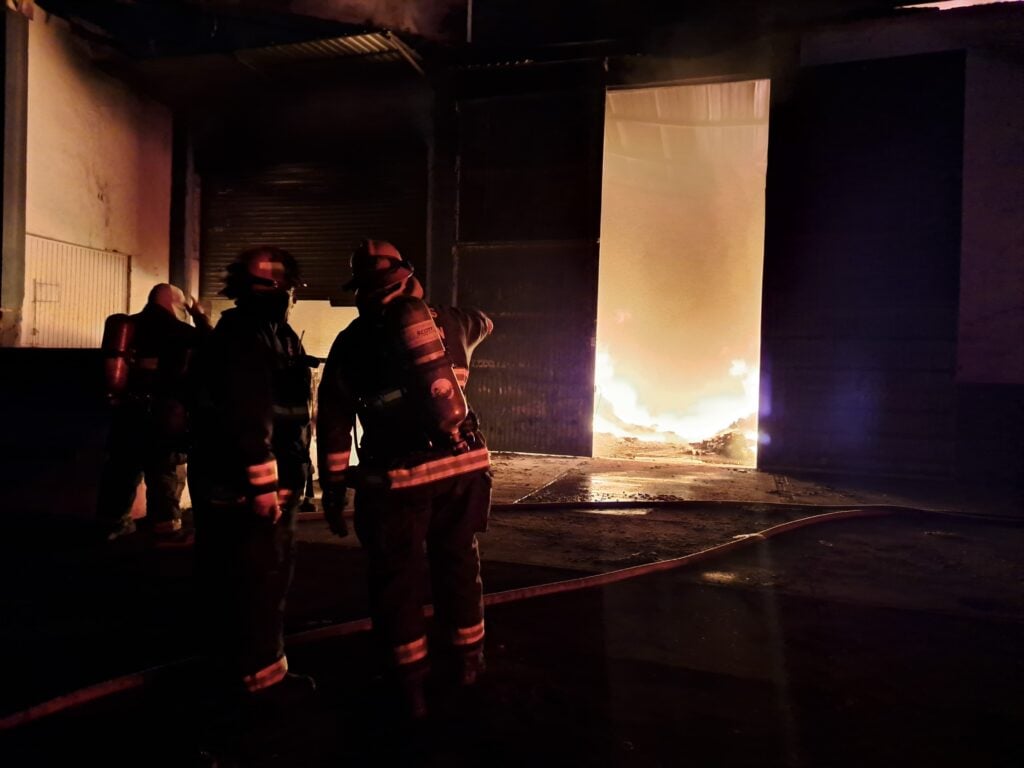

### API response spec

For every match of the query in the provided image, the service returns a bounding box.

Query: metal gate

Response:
[23,234,130,348]
[455,69,605,456]
[759,52,964,476]
[457,240,598,456]
[200,156,426,302]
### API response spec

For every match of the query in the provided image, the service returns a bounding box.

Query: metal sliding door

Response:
[454,71,604,456]
[200,154,426,301]
[760,52,964,476]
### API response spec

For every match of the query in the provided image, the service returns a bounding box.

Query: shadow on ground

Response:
[5,512,1024,767]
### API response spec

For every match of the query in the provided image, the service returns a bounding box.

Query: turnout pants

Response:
[192,486,299,692]
[97,405,186,533]
[354,469,492,674]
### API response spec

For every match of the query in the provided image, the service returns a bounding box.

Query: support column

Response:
[0,10,28,347]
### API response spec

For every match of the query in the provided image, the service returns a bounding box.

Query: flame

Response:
[593,348,759,448]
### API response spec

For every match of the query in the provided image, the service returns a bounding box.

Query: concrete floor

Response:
[3,452,1023,766]
[488,450,1023,513]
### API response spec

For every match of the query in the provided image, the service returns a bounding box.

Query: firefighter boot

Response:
[394,662,429,721]
[247,672,317,718]
[153,517,194,547]
[235,672,318,760]
[195,684,245,767]
[104,518,137,542]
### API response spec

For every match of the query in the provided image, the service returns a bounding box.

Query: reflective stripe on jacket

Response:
[318,305,492,490]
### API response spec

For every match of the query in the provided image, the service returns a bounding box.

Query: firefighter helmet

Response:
[343,239,414,292]
[221,246,302,299]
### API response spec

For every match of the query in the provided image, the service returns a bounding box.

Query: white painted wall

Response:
[25,14,172,313]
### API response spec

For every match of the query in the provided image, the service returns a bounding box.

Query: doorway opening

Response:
[595,79,770,466]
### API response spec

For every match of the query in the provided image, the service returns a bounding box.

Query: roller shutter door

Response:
[200,155,426,302]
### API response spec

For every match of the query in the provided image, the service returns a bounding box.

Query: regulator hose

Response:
[1,500,1014,730]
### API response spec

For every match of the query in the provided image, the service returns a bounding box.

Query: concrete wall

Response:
[954,48,1024,482]
[25,14,172,313]
[759,51,964,478]
[957,48,1024,386]
[802,15,1024,390]
[760,5,1024,482]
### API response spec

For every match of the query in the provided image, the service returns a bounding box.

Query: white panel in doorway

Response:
[24,234,130,348]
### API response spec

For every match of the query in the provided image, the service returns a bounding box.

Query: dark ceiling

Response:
[36,0,934,62]
[34,0,368,59]
[30,0,943,115]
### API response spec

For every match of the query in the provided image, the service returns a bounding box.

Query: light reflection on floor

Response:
[578,473,703,501]
[700,571,739,584]
[581,507,651,516]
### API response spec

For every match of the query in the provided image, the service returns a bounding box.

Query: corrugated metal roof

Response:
[234,32,415,71]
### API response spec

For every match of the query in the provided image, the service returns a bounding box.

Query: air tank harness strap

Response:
[380,446,490,491]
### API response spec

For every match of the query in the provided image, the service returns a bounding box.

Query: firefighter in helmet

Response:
[188,246,316,726]
[98,283,211,542]
[317,239,494,719]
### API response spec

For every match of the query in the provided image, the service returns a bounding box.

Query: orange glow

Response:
[595,80,769,464]
[594,349,759,449]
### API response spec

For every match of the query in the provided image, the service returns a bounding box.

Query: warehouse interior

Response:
[1,0,1022,765]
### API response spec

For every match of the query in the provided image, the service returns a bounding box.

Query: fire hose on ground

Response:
[0,501,1014,730]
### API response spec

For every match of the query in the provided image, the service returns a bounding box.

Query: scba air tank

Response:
[384,298,469,448]
[101,313,135,399]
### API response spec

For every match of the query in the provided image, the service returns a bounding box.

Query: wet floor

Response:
[6,512,1024,767]
[3,453,1022,766]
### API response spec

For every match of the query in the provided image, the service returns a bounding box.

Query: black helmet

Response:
[221,246,302,299]
[343,239,413,292]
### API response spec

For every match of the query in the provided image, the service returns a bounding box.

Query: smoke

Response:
[595,80,769,451]
[288,0,467,38]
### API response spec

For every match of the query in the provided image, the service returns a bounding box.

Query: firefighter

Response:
[97,282,210,542]
[187,246,316,725]
[317,239,494,719]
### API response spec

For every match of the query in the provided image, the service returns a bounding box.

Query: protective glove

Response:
[252,491,282,523]
[321,484,349,538]
[186,295,212,331]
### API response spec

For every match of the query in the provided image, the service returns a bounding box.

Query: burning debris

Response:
[689,415,757,463]
[593,350,759,465]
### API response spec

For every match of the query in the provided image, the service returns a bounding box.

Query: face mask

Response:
[243,290,294,321]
